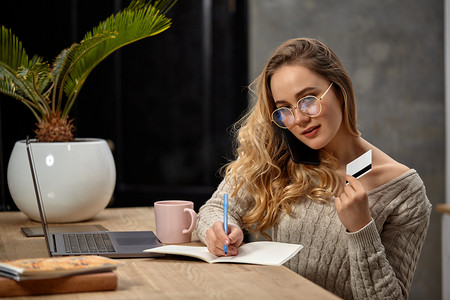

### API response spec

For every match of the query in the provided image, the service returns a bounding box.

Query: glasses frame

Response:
[271,82,333,129]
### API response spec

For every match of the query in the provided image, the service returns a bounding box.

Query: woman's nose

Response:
[292,107,311,126]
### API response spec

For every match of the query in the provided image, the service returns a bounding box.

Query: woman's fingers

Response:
[205,222,243,256]
[335,175,371,232]
[228,226,244,246]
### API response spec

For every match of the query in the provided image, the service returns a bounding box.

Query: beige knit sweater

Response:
[196,169,431,299]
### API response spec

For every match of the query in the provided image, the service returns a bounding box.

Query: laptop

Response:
[25,137,163,258]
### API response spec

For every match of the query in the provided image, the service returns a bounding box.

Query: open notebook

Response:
[144,241,303,266]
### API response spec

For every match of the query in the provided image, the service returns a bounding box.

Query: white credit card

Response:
[346,149,372,179]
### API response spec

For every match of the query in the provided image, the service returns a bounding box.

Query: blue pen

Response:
[223,193,228,255]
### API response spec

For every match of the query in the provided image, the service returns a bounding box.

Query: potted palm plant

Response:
[1,0,177,222]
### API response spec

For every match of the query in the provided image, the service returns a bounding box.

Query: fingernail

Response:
[224,239,229,245]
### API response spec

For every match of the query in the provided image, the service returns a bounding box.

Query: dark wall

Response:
[0,0,248,211]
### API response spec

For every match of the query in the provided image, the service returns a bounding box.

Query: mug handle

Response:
[182,208,198,234]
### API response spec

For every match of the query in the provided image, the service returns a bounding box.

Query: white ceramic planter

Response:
[7,138,116,223]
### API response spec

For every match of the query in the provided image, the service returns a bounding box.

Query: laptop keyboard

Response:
[63,233,116,253]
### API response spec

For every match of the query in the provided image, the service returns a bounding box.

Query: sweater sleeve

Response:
[196,179,252,244]
[346,179,431,299]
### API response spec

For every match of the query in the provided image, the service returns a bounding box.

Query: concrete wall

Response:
[249,1,444,299]
[444,1,450,299]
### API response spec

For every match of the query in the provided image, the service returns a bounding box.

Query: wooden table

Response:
[0,207,341,299]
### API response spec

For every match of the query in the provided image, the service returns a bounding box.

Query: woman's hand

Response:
[205,222,244,256]
[335,175,372,232]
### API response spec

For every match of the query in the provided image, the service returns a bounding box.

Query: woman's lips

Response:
[302,125,320,138]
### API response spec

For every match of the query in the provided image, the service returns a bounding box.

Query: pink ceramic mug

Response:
[154,200,198,244]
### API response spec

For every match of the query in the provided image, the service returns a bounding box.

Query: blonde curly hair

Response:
[223,38,360,238]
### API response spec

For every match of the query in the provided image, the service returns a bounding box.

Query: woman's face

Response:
[270,64,343,150]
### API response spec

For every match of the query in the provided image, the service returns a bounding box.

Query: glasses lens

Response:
[272,108,293,128]
[299,96,320,116]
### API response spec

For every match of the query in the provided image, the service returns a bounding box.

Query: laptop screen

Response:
[25,137,53,256]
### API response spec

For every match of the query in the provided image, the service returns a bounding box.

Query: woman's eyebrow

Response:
[273,86,318,106]
[294,86,318,99]
[273,99,291,107]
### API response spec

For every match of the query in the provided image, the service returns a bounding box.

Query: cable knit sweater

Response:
[196,169,431,299]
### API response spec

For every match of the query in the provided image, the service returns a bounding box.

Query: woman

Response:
[196,38,431,299]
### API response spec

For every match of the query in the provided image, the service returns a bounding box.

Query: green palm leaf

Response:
[62,0,177,117]
[0,75,26,102]
[0,26,33,70]
[18,62,52,112]
[52,32,117,112]
[0,26,48,118]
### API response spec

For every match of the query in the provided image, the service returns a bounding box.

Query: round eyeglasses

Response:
[271,83,333,129]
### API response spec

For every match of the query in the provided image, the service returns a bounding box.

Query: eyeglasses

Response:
[271,83,333,129]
